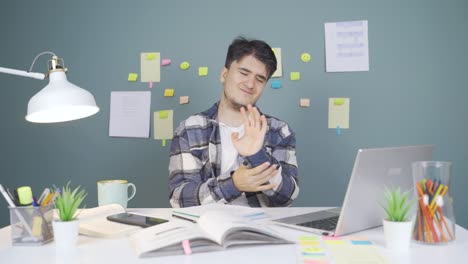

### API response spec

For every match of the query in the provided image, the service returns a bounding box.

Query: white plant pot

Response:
[52,220,80,251]
[383,219,413,251]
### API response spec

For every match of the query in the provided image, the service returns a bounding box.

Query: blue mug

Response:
[97,180,136,208]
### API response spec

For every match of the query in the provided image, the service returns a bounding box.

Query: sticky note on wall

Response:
[154,110,173,140]
[179,96,189,104]
[164,88,174,97]
[328,98,350,129]
[271,80,281,89]
[198,67,208,76]
[271,48,282,77]
[128,73,138,82]
[290,72,301,81]
[300,98,310,107]
[141,52,161,83]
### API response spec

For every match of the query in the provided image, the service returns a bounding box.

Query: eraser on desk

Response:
[182,240,192,255]
[17,186,33,205]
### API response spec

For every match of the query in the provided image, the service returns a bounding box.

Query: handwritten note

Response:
[325,20,369,72]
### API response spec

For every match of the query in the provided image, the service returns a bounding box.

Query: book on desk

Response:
[129,210,294,257]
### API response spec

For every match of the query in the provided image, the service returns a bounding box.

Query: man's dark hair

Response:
[224,37,277,79]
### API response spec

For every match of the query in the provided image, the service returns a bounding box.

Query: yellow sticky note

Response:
[198,67,208,76]
[159,111,168,119]
[179,96,189,105]
[128,73,138,82]
[300,98,310,107]
[164,88,174,97]
[146,53,157,60]
[325,240,346,246]
[299,236,320,241]
[334,98,345,105]
[302,247,324,253]
[180,61,190,70]
[299,241,321,246]
[328,98,350,129]
[290,72,300,81]
[271,48,282,77]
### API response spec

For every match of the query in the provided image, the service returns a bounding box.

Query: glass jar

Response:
[412,161,455,244]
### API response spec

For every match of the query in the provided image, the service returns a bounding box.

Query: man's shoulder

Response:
[174,104,217,136]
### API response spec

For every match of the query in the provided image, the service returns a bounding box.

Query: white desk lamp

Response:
[0,51,99,123]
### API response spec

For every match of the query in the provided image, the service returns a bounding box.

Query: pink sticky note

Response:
[303,260,329,264]
[161,59,171,66]
[182,240,191,255]
[149,81,153,89]
[323,236,343,240]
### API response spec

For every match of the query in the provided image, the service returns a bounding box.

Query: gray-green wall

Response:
[1,0,467,228]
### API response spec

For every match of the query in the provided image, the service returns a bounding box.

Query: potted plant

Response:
[382,186,414,251]
[52,182,87,250]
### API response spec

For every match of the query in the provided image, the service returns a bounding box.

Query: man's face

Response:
[220,54,268,110]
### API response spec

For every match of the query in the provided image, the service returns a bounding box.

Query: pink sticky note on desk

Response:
[161,59,171,66]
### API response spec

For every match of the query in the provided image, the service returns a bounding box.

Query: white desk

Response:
[0,207,466,264]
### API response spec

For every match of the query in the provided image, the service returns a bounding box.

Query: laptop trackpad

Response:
[274,209,340,225]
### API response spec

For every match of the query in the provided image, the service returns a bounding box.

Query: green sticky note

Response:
[334,98,345,105]
[162,139,166,147]
[159,111,168,119]
[198,67,208,76]
[290,72,300,81]
[146,53,156,60]
[128,73,138,82]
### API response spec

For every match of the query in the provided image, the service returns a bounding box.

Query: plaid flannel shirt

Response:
[169,102,299,207]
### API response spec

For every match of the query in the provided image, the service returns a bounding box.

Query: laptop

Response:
[272,145,433,236]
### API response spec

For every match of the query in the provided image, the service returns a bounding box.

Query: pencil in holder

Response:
[412,161,455,244]
[9,204,54,246]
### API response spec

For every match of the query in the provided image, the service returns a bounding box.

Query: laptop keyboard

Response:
[297,216,339,231]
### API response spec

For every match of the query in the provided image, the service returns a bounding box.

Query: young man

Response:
[169,37,299,207]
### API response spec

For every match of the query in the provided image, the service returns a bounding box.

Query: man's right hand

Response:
[231,162,278,192]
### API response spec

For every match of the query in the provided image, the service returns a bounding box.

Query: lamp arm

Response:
[0,67,45,80]
[0,51,59,80]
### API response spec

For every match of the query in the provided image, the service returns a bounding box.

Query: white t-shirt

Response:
[219,122,244,177]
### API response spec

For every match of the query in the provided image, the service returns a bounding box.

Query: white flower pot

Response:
[52,220,80,251]
[383,219,413,251]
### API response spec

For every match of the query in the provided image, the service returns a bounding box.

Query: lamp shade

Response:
[26,71,99,123]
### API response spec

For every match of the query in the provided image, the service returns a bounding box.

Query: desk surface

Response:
[0,207,466,264]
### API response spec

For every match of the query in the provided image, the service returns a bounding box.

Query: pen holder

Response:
[412,161,455,244]
[9,204,54,246]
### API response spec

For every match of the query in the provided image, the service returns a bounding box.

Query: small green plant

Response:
[382,187,413,222]
[54,182,87,222]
